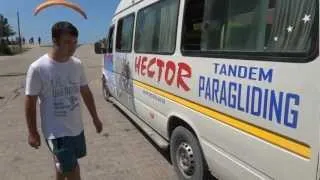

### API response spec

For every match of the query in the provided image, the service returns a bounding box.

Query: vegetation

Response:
[0,14,16,55]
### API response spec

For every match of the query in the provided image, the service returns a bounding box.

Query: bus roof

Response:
[115,0,143,16]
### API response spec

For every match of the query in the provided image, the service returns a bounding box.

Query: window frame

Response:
[134,0,181,55]
[180,0,319,63]
[107,25,115,53]
[116,13,136,53]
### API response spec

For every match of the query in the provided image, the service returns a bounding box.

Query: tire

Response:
[170,126,209,180]
[102,76,110,101]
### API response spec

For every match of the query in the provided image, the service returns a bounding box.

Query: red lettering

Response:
[177,63,192,91]
[135,56,141,75]
[147,58,156,78]
[141,57,148,76]
[136,56,191,92]
[156,59,165,82]
[165,61,176,86]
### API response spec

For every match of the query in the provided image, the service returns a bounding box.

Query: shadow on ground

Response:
[112,103,218,180]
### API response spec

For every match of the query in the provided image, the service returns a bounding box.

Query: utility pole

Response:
[17,11,22,52]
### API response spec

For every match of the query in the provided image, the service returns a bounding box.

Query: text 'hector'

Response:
[135,56,192,92]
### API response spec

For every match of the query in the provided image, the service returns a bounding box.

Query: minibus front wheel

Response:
[170,126,209,180]
[102,76,110,101]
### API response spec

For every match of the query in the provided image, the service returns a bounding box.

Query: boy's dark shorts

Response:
[46,131,86,174]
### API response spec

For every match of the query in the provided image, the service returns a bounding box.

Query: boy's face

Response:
[54,33,78,57]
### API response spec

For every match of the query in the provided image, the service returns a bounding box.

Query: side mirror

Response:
[102,48,107,54]
[94,42,106,54]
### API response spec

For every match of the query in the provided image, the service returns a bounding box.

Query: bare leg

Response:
[53,157,65,180]
[55,167,65,180]
[65,164,81,180]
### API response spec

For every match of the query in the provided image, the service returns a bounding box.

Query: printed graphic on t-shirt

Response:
[51,75,80,117]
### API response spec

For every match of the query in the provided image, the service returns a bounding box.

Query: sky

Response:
[0,0,120,44]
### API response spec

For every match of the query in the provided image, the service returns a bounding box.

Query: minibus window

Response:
[181,0,204,51]
[107,27,114,53]
[182,0,317,55]
[135,0,179,54]
[116,14,135,52]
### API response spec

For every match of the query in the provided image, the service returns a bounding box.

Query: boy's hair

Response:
[51,21,78,40]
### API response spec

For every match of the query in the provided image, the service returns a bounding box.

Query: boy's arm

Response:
[25,95,38,134]
[25,95,41,149]
[25,64,42,148]
[79,62,103,133]
[80,85,103,133]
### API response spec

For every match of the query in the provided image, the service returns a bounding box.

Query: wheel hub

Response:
[176,142,195,178]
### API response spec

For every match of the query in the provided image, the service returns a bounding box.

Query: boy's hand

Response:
[28,131,41,149]
[93,118,103,133]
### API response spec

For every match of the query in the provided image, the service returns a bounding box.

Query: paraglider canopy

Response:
[34,0,87,19]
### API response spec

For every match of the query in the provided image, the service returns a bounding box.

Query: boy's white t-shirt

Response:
[25,54,88,139]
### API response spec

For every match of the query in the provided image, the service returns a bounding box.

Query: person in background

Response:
[38,37,41,45]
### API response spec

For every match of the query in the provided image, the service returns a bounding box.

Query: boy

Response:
[25,21,103,180]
